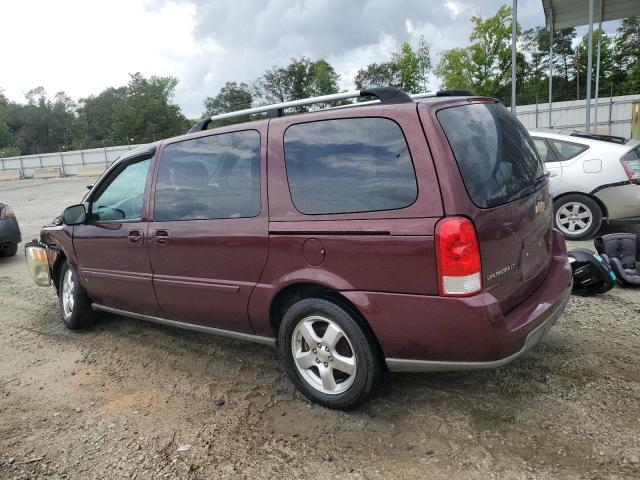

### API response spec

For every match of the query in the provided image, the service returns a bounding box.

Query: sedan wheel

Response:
[555,201,593,236]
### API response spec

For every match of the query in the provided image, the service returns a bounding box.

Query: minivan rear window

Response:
[437,103,544,208]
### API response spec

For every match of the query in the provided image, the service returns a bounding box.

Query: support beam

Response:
[511,0,518,114]
[548,13,554,127]
[594,1,603,131]
[585,0,594,132]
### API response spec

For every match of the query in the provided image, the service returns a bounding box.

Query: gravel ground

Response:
[1,177,639,480]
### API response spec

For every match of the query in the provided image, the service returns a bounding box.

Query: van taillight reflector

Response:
[435,217,482,296]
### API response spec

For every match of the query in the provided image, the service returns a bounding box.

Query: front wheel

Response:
[553,194,602,240]
[278,298,383,410]
[58,262,95,329]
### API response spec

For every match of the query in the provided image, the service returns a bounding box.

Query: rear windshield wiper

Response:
[535,172,550,185]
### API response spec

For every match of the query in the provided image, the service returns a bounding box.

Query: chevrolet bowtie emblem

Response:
[535,200,546,215]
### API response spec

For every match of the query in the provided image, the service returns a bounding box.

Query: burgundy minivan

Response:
[26,88,572,409]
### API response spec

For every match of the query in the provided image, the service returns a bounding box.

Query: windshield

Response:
[437,102,544,208]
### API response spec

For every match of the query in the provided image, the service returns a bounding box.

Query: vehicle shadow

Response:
[89,309,576,433]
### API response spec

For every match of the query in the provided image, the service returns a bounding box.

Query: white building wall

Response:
[516,93,640,138]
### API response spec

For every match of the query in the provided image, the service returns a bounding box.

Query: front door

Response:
[147,127,268,333]
[73,154,161,316]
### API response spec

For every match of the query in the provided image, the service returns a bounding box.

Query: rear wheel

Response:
[58,262,95,329]
[553,194,602,240]
[278,298,383,410]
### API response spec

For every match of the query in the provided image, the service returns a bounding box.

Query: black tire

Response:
[278,298,383,410]
[553,194,602,240]
[58,261,96,329]
[1,243,18,257]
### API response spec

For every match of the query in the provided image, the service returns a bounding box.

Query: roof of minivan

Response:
[169,95,489,144]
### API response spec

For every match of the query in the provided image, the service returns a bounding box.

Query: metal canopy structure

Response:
[537,0,640,132]
[541,0,639,30]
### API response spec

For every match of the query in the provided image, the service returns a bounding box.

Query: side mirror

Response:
[62,204,87,226]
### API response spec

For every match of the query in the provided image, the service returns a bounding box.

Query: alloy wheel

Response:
[556,201,593,236]
[62,269,75,318]
[291,315,357,395]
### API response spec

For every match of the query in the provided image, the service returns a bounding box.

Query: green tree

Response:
[76,87,126,148]
[253,57,340,111]
[577,29,616,94]
[354,36,432,93]
[436,5,518,98]
[203,81,253,126]
[393,42,422,93]
[614,17,640,93]
[434,48,475,91]
[0,90,15,151]
[110,73,189,144]
[354,62,400,90]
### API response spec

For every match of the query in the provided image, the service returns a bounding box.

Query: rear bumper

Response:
[385,286,570,372]
[0,217,21,245]
[342,230,573,372]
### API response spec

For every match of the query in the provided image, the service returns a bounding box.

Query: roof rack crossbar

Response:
[187,87,476,133]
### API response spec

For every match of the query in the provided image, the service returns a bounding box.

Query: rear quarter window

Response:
[283,117,418,215]
[549,139,589,161]
[437,102,544,208]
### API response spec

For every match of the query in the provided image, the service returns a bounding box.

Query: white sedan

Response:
[529,130,640,240]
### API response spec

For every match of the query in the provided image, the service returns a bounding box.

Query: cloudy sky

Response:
[1,0,618,118]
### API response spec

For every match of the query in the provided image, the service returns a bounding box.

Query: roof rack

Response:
[187,87,477,133]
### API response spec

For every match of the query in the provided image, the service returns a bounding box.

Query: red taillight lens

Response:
[620,158,640,185]
[0,206,14,220]
[435,217,482,296]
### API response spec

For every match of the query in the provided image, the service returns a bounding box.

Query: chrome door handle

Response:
[549,171,558,177]
[153,229,170,245]
[128,230,144,244]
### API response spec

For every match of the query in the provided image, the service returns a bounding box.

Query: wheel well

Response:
[554,192,609,218]
[51,252,67,292]
[269,282,385,360]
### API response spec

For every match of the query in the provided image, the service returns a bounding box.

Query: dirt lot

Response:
[1,176,639,480]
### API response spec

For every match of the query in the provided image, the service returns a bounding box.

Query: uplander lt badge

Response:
[487,263,516,281]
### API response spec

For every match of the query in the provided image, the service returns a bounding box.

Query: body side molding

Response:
[91,304,276,347]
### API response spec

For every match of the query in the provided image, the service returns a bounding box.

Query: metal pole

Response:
[609,85,613,134]
[594,2,602,132]
[511,0,517,114]
[59,146,65,176]
[548,14,553,128]
[585,0,594,132]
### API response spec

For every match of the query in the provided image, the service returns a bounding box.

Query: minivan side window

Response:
[549,140,588,161]
[91,158,151,221]
[283,118,418,215]
[154,130,261,221]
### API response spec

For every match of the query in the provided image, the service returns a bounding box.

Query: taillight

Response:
[435,217,482,297]
[620,157,640,185]
[0,206,14,220]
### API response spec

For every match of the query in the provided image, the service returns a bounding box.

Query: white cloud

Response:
[1,0,620,119]
[444,1,461,17]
